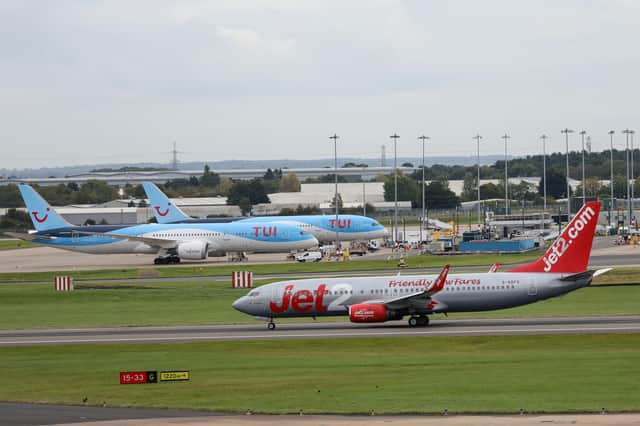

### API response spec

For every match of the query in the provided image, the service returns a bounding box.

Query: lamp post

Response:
[390,133,400,243]
[579,130,587,207]
[329,133,340,254]
[561,128,573,219]
[632,130,636,220]
[623,129,633,229]
[609,130,615,227]
[362,166,366,216]
[418,135,429,243]
[541,134,548,230]
[501,134,511,214]
[473,134,482,228]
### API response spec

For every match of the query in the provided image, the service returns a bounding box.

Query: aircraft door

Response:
[527,277,538,296]
[72,230,80,243]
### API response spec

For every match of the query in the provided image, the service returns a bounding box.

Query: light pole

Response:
[473,134,482,228]
[623,129,633,229]
[390,133,400,243]
[418,135,429,243]
[632,130,636,218]
[541,134,548,230]
[580,130,586,207]
[561,128,573,219]
[501,134,511,214]
[362,166,366,216]
[609,130,615,227]
[329,133,340,254]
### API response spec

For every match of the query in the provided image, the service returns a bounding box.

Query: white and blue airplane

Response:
[142,182,389,243]
[11,184,318,264]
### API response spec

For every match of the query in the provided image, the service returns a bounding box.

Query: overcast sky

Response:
[2,0,640,168]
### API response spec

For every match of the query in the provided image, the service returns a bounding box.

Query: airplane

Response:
[142,182,389,243]
[233,201,608,329]
[11,184,318,264]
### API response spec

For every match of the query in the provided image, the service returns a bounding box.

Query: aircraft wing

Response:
[76,231,177,249]
[364,265,450,309]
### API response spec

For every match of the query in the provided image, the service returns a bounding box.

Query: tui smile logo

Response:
[32,207,50,223]
[154,203,171,217]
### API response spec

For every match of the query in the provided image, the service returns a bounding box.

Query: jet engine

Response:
[349,304,400,323]
[176,240,209,260]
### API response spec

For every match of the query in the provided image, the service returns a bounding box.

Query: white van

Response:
[295,251,322,262]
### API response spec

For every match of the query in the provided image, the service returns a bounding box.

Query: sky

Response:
[2,0,640,169]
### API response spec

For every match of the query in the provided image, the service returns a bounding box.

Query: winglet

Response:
[141,182,191,224]
[18,184,71,231]
[430,264,450,294]
[489,262,500,273]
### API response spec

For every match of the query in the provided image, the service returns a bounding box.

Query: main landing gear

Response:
[153,255,180,265]
[408,316,429,327]
[267,320,276,330]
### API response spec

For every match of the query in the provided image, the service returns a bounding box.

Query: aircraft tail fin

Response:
[142,182,190,224]
[509,201,601,274]
[18,184,72,231]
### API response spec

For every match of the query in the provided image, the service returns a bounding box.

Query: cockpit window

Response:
[248,291,260,297]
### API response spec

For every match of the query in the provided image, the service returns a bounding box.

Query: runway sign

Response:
[231,271,253,288]
[160,371,190,381]
[119,371,157,384]
[54,276,74,291]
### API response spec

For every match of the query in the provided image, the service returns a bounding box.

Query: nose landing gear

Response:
[267,320,276,330]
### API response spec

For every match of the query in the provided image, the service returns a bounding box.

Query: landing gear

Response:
[153,255,180,265]
[408,315,430,327]
[267,321,276,330]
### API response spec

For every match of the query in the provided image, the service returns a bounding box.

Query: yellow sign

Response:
[160,371,190,381]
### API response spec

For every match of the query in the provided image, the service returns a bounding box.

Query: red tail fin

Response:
[509,201,601,273]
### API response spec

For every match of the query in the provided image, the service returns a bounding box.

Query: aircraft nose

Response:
[232,297,247,313]
[305,235,319,247]
[382,227,390,237]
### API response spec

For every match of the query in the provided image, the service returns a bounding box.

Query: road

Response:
[1,316,638,346]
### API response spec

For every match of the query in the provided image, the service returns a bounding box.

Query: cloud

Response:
[215,26,298,66]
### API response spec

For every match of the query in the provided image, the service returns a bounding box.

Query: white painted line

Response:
[1,326,639,345]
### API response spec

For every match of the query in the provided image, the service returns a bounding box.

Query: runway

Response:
[1,315,638,346]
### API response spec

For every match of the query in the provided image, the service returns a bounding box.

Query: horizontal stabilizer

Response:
[4,231,54,241]
[593,268,613,277]
[559,270,596,282]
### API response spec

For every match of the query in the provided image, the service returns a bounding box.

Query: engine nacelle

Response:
[177,240,208,260]
[349,304,390,323]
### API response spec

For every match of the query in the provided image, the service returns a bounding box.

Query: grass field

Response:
[0,334,638,413]
[0,251,542,283]
[0,280,638,329]
[0,239,36,251]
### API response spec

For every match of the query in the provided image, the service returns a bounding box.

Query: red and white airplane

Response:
[233,202,608,329]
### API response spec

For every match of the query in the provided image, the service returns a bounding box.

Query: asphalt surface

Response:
[2,238,638,287]
[0,402,218,426]
[1,235,637,276]
[1,315,638,346]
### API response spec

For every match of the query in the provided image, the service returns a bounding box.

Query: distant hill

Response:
[0,156,507,179]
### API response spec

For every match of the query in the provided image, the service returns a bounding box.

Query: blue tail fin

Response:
[141,182,190,224]
[18,184,71,231]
